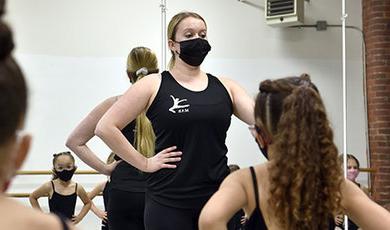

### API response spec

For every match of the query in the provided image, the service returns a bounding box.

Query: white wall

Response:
[4,0,367,229]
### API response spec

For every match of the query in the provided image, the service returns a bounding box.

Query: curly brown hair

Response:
[254,74,343,229]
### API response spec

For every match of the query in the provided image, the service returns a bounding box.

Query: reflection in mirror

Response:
[3,0,389,229]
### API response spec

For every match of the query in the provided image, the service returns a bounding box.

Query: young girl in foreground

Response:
[199,75,390,230]
[29,151,91,224]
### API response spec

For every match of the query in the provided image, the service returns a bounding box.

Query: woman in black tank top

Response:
[66,47,176,230]
[200,75,390,230]
[95,11,255,230]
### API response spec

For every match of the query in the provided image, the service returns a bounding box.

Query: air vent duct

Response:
[265,0,304,26]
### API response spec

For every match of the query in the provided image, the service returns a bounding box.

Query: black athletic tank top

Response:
[102,181,110,230]
[48,181,77,220]
[110,121,146,192]
[146,71,233,208]
[242,167,267,230]
[102,181,110,210]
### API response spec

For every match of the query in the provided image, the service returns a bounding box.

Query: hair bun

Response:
[259,79,276,93]
[0,22,14,60]
[299,73,311,82]
[260,79,291,93]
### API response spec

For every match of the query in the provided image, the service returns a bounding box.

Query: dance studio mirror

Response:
[5,0,370,229]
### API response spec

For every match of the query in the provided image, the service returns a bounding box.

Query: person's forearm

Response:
[66,141,109,175]
[76,202,92,221]
[90,202,102,217]
[199,220,227,230]
[95,122,147,171]
[29,197,42,211]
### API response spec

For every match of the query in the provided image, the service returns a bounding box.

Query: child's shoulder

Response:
[0,197,65,230]
[41,181,54,191]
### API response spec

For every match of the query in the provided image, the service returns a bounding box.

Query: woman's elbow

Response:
[199,216,213,230]
[94,120,107,139]
[85,201,92,208]
[65,136,75,150]
[199,210,223,230]
[28,195,38,205]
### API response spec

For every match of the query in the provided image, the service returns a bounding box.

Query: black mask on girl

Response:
[252,125,269,160]
[255,138,269,160]
[175,38,211,66]
[55,168,76,182]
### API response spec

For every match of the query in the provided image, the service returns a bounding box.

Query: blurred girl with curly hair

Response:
[200,74,390,230]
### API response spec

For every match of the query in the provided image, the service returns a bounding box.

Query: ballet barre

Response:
[9,168,375,198]
[16,170,100,175]
[360,167,376,173]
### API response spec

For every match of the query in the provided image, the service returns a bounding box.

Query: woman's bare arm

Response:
[72,184,91,224]
[88,181,107,221]
[95,74,182,172]
[199,170,248,230]
[29,182,52,211]
[66,97,120,175]
[342,179,390,230]
[219,78,255,125]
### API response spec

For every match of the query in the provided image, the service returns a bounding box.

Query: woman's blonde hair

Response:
[126,47,158,157]
[106,152,116,165]
[167,11,206,69]
[255,74,343,229]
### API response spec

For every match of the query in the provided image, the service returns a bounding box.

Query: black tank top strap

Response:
[51,180,55,192]
[75,183,78,193]
[56,213,70,230]
[249,166,260,209]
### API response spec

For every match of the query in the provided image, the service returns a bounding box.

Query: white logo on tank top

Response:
[169,95,190,113]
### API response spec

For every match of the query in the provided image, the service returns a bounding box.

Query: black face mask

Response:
[175,38,211,66]
[252,125,269,160]
[256,139,268,160]
[55,168,76,182]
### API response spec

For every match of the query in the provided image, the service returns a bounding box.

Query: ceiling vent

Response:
[265,0,304,26]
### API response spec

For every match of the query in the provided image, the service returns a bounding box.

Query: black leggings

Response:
[107,188,145,230]
[144,196,202,230]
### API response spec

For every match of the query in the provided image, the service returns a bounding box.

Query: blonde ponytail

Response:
[126,47,159,157]
[134,112,155,158]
